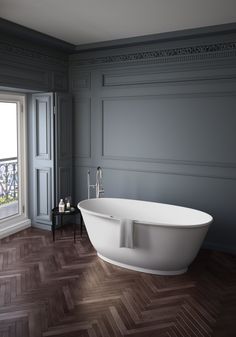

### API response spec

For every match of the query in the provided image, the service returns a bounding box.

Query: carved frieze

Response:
[74,41,236,66]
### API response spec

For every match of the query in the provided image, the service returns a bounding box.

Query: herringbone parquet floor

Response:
[0,227,235,337]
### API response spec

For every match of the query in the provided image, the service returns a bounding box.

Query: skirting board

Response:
[0,219,31,239]
[32,222,51,231]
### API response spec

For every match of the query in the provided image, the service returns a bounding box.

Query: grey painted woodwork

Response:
[70,28,236,253]
[54,93,73,203]
[32,93,54,225]
[31,93,72,227]
[0,31,69,92]
[0,49,68,92]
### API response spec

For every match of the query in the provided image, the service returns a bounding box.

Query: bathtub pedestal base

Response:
[97,253,188,276]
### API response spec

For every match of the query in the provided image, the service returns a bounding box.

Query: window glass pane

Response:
[0,102,19,220]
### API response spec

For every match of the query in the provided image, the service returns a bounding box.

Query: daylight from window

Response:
[0,102,17,159]
[0,101,18,218]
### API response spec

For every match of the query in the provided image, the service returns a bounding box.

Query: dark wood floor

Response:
[0,227,235,337]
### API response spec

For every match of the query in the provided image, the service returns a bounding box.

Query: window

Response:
[0,92,30,238]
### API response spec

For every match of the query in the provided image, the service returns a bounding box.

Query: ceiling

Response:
[0,0,236,46]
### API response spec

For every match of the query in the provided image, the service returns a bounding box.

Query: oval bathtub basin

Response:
[78,198,213,275]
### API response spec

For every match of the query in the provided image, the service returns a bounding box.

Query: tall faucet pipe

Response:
[96,166,103,198]
[87,170,91,199]
[87,167,103,199]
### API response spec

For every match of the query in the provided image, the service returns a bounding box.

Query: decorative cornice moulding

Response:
[72,41,236,66]
[0,41,68,67]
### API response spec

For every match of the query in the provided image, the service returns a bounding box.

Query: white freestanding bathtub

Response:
[78,198,213,275]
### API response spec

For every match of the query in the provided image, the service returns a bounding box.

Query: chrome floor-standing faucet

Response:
[95,166,104,198]
[87,167,104,199]
[87,170,95,199]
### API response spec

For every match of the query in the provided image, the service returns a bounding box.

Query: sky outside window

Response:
[0,102,17,159]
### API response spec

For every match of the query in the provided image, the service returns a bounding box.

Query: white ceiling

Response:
[1,0,236,45]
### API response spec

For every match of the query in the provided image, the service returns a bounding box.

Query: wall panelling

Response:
[70,25,236,252]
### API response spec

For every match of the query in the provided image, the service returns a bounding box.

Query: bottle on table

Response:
[59,199,65,213]
[65,196,71,211]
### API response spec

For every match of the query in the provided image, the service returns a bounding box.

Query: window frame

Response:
[0,92,30,235]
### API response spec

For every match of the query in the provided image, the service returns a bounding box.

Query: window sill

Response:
[0,218,31,239]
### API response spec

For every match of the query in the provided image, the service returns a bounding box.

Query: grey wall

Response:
[0,20,73,224]
[1,19,236,252]
[70,27,236,253]
[0,35,70,92]
[0,18,74,91]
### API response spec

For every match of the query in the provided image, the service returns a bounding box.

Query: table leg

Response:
[60,214,63,236]
[73,216,76,243]
[52,212,55,241]
[80,212,83,237]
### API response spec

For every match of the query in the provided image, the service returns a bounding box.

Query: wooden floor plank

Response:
[0,227,235,337]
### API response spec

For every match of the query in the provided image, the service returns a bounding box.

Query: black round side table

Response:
[51,205,82,243]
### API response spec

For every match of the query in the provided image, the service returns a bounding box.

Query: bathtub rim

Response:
[78,198,213,229]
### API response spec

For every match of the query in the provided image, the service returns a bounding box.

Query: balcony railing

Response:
[0,157,18,205]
